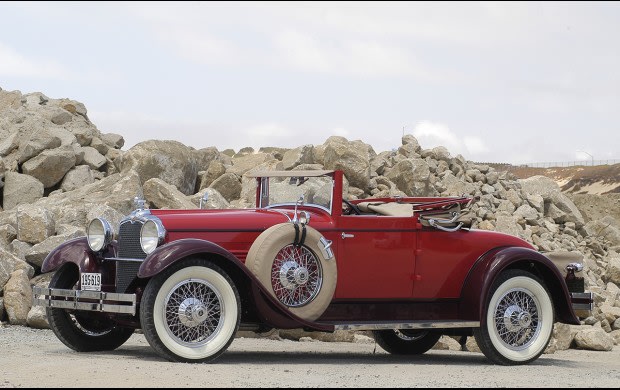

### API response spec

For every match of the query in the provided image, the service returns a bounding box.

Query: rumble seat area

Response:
[356,202,414,217]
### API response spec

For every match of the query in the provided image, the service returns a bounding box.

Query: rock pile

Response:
[0,87,619,353]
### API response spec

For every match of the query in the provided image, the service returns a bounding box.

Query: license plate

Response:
[80,273,102,291]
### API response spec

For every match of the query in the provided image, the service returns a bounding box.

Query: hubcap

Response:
[493,288,541,350]
[271,244,322,307]
[164,279,224,347]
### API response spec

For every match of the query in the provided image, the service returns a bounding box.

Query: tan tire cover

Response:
[246,222,337,321]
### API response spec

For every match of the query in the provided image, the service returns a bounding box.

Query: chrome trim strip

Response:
[333,321,480,331]
[104,257,145,263]
[32,286,136,316]
[572,303,593,311]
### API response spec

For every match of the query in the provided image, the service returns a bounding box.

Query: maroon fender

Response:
[137,238,334,332]
[41,237,105,274]
[459,246,579,326]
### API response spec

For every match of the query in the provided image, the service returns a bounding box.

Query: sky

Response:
[1,1,619,165]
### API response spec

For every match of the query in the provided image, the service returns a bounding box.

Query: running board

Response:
[330,321,480,331]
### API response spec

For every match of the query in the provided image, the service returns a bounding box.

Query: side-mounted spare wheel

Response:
[474,269,554,365]
[245,222,337,321]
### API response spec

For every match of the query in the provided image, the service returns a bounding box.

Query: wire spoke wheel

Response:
[164,279,223,347]
[474,269,554,365]
[270,244,323,307]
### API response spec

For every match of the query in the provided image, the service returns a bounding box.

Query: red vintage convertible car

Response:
[33,170,592,365]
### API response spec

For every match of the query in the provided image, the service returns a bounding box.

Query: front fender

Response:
[460,246,579,326]
[41,237,101,274]
[138,239,242,278]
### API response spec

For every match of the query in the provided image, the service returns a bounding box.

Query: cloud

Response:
[412,121,489,158]
[0,42,69,79]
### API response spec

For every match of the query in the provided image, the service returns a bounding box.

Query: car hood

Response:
[148,208,333,232]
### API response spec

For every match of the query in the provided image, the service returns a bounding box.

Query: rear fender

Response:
[138,239,333,332]
[460,246,579,326]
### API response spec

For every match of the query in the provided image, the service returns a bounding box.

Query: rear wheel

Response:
[373,330,441,355]
[474,269,554,365]
[46,265,134,352]
[140,258,240,363]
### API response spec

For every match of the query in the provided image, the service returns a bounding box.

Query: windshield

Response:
[259,175,334,213]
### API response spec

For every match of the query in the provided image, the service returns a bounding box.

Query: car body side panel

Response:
[414,229,536,299]
[459,246,579,326]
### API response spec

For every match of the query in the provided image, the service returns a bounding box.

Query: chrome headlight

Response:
[140,218,166,255]
[87,218,113,252]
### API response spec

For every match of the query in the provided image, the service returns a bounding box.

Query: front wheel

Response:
[373,330,441,355]
[140,258,240,363]
[474,269,554,365]
[46,265,134,352]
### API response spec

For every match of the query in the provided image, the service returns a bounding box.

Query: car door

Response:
[334,215,416,299]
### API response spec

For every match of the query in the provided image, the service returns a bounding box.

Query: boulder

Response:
[16,205,55,245]
[574,327,614,351]
[209,173,242,202]
[193,146,221,172]
[0,248,34,292]
[197,161,227,191]
[81,146,107,169]
[387,158,436,196]
[120,140,197,195]
[60,165,95,192]
[21,146,76,188]
[2,172,44,210]
[143,178,197,209]
[189,188,230,209]
[281,145,314,170]
[228,153,277,176]
[519,175,560,201]
[323,136,371,190]
[17,129,61,163]
[3,269,32,325]
[24,231,82,268]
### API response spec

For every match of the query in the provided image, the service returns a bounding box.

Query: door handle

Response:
[341,232,355,239]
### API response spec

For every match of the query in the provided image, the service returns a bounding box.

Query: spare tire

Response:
[246,222,337,321]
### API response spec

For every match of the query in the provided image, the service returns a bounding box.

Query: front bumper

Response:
[32,287,137,316]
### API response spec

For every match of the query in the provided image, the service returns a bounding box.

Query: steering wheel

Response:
[343,199,361,215]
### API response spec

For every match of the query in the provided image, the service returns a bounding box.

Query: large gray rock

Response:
[209,173,242,202]
[101,133,125,149]
[17,129,61,163]
[81,146,107,169]
[438,171,476,196]
[24,231,82,268]
[22,146,76,188]
[190,188,230,209]
[519,175,560,201]
[3,172,44,210]
[193,146,220,172]
[143,178,197,209]
[120,140,198,195]
[584,219,620,248]
[549,191,585,228]
[574,327,614,351]
[47,127,77,146]
[606,255,620,285]
[323,137,371,190]
[16,205,55,245]
[60,165,95,192]
[281,145,314,170]
[553,322,574,350]
[198,161,227,191]
[387,158,435,196]
[37,170,143,218]
[228,153,277,176]
[0,248,34,292]
[3,269,32,325]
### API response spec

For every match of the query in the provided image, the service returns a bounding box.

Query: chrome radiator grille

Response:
[117,221,147,259]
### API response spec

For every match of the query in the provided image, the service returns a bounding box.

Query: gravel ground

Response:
[1,324,619,388]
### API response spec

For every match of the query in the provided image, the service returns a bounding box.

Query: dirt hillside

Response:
[504,164,620,195]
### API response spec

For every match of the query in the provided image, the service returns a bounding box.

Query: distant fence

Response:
[474,160,620,169]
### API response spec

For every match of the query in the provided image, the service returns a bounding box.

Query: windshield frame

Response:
[254,171,336,215]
